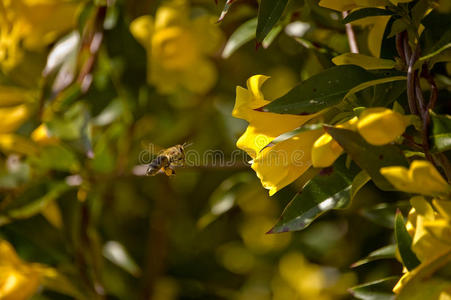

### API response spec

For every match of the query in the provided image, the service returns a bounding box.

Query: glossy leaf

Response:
[332,53,396,70]
[222,18,257,59]
[325,127,408,191]
[262,24,282,48]
[351,244,396,268]
[256,0,288,43]
[197,173,253,229]
[360,201,410,228]
[395,212,421,271]
[350,170,371,201]
[349,277,399,300]
[217,0,237,23]
[343,8,393,24]
[269,156,359,233]
[429,112,451,152]
[261,66,405,114]
[371,80,406,107]
[103,241,141,277]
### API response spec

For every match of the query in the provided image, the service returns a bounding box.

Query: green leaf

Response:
[103,241,142,277]
[0,182,71,225]
[262,24,283,48]
[420,29,451,62]
[395,212,421,271]
[222,18,257,59]
[342,8,393,24]
[351,244,396,268]
[350,170,371,201]
[268,156,359,233]
[371,80,406,107]
[325,127,408,191]
[387,18,408,39]
[342,76,406,104]
[349,277,399,300]
[256,0,288,43]
[217,0,237,23]
[197,173,253,229]
[429,112,451,152]
[360,201,410,228]
[261,65,405,114]
[30,144,80,173]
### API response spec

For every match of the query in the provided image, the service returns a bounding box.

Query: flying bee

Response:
[146,143,189,176]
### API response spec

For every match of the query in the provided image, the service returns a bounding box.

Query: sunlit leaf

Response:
[429,112,451,152]
[343,8,393,24]
[269,156,359,233]
[332,53,396,70]
[349,277,399,300]
[351,244,396,268]
[103,241,141,277]
[222,18,257,59]
[350,170,371,201]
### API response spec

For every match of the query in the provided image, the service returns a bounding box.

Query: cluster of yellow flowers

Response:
[233,73,451,297]
[382,161,451,298]
[0,0,80,72]
[233,75,409,195]
[130,0,223,94]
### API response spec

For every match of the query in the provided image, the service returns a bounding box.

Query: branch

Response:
[342,11,359,53]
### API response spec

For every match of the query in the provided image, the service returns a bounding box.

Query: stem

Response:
[406,41,419,114]
[396,33,406,65]
[342,11,359,53]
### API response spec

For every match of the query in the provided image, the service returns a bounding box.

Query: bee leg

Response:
[164,166,176,176]
[146,166,159,176]
[146,156,169,176]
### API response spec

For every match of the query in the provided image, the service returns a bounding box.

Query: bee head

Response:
[177,144,185,154]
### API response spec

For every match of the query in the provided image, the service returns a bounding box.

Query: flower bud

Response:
[357,108,407,145]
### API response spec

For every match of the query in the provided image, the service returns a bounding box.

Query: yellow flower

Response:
[318,1,391,57]
[380,160,451,197]
[357,107,407,145]
[311,117,358,168]
[0,0,80,71]
[277,252,356,299]
[408,196,451,263]
[0,104,30,134]
[233,75,321,195]
[31,123,58,145]
[0,240,47,300]
[393,196,451,296]
[130,0,223,94]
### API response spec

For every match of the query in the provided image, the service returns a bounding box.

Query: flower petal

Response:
[252,129,323,195]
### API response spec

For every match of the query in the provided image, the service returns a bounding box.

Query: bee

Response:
[146,144,188,176]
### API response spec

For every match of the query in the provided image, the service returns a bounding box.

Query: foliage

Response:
[0,0,451,299]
